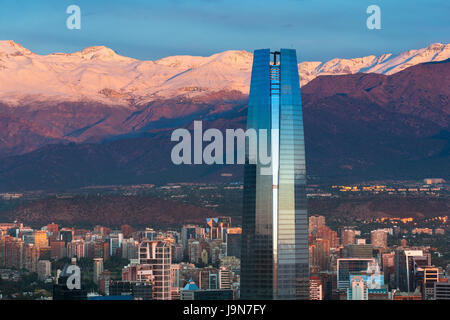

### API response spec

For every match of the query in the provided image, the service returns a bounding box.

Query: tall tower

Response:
[241,49,309,300]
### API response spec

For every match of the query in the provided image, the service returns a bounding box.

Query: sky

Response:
[0,0,448,61]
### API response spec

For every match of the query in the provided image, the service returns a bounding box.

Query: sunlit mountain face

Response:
[0,41,448,107]
[0,41,448,190]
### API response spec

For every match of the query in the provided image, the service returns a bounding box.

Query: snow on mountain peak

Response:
[0,40,33,56]
[154,50,252,70]
[0,42,448,106]
[74,46,127,60]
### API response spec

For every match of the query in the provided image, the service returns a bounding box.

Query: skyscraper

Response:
[347,276,368,300]
[153,241,171,300]
[137,239,172,300]
[34,230,48,249]
[93,258,104,285]
[241,49,309,300]
[371,229,388,248]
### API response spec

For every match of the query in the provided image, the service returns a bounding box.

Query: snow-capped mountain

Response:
[0,40,448,189]
[0,40,448,106]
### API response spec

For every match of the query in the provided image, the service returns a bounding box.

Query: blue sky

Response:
[0,0,448,61]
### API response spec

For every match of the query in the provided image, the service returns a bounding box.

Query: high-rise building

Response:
[34,230,48,249]
[309,276,323,300]
[206,217,232,240]
[371,230,388,248]
[50,240,66,260]
[24,243,39,272]
[395,249,431,292]
[37,260,52,281]
[109,231,123,256]
[198,268,218,290]
[315,226,338,249]
[434,281,450,300]
[122,264,154,282]
[39,246,52,260]
[170,264,181,288]
[310,238,331,271]
[90,239,110,261]
[46,223,59,238]
[137,239,172,300]
[347,276,368,300]
[138,239,154,264]
[99,270,111,295]
[59,229,73,246]
[219,267,233,290]
[422,267,439,299]
[309,216,326,233]
[187,240,201,264]
[343,244,374,259]
[226,228,241,258]
[241,49,309,300]
[340,229,356,246]
[93,258,104,285]
[201,249,208,265]
[382,252,395,286]
[121,238,138,260]
[153,241,171,300]
[0,236,24,269]
[67,239,85,258]
[181,225,202,252]
[209,273,218,290]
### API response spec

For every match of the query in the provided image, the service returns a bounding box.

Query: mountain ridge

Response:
[1,41,448,106]
[0,59,447,190]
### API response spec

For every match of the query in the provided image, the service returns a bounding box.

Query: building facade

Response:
[371,230,388,248]
[241,49,308,300]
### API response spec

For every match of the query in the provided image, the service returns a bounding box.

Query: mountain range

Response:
[1,41,448,106]
[0,41,448,190]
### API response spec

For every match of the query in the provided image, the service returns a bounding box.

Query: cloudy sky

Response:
[0,0,448,61]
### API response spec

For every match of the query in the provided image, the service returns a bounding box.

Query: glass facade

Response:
[241,49,309,300]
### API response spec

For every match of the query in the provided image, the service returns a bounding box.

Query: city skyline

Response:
[1,209,448,301]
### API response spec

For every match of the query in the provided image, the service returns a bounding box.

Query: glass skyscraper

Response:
[241,49,309,300]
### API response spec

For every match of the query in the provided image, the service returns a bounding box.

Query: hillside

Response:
[0,194,217,228]
[1,194,447,228]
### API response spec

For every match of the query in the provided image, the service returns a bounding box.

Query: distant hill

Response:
[0,194,217,228]
[1,194,447,228]
[307,196,450,219]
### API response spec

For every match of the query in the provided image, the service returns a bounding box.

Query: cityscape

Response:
[0,179,448,301]
[0,1,448,316]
